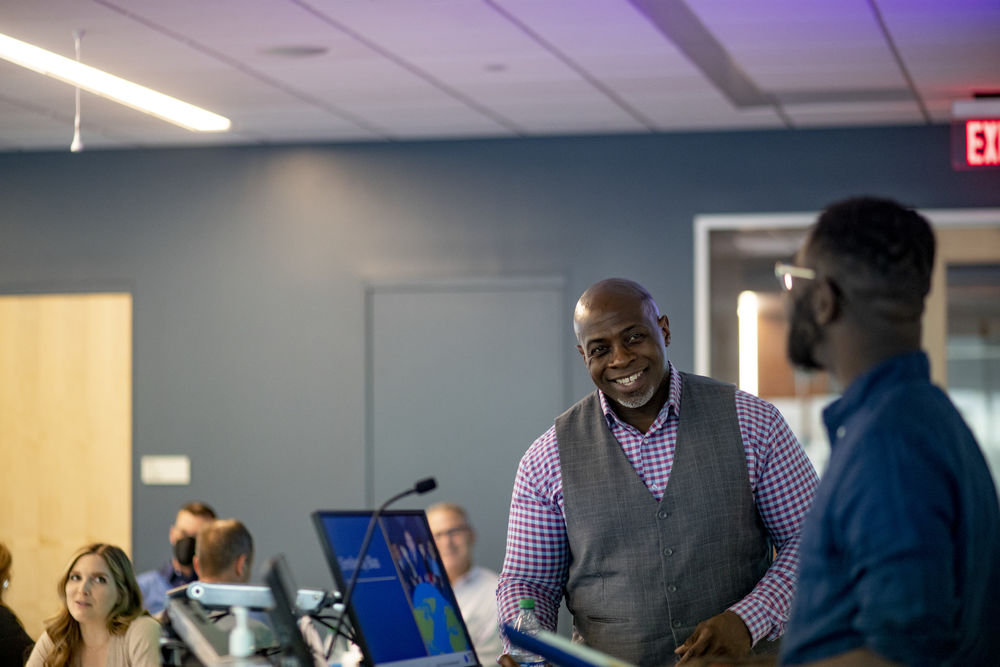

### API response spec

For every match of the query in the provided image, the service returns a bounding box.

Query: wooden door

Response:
[0,293,132,639]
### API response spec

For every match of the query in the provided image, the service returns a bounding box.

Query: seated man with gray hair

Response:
[427,502,503,661]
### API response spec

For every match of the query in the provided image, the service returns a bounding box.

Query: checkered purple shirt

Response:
[497,361,818,648]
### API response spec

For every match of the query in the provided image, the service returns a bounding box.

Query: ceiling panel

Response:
[0,0,997,152]
[879,0,1000,104]
[691,0,905,98]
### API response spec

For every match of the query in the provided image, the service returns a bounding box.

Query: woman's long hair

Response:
[0,541,14,608]
[0,541,28,626]
[42,543,146,667]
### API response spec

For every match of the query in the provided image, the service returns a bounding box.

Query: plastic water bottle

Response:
[228,605,255,657]
[510,598,546,667]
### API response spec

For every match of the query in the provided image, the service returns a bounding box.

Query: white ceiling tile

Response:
[879,0,1000,101]
[692,0,900,92]
[0,0,998,150]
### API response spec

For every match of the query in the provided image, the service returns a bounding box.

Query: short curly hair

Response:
[808,196,935,319]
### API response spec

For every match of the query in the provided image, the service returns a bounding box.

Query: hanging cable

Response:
[70,29,84,152]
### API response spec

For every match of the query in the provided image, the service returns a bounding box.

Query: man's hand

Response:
[674,610,752,664]
[497,654,519,667]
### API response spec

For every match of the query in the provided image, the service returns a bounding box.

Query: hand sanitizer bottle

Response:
[229,605,255,658]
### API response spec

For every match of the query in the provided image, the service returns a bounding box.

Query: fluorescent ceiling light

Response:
[953,99,1000,119]
[0,32,230,132]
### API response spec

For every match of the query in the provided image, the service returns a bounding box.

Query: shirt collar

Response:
[453,566,478,587]
[822,350,930,443]
[160,560,198,587]
[598,360,681,431]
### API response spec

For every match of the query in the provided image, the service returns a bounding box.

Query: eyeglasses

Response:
[432,526,471,541]
[774,261,816,291]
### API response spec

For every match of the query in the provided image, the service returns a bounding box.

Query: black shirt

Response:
[0,605,33,666]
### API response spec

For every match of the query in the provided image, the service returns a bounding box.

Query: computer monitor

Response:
[312,509,480,667]
[264,554,320,667]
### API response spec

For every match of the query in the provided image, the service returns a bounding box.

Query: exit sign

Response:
[952,99,1000,170]
[953,119,1000,169]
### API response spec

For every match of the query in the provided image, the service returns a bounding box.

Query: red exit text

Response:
[966,120,1000,166]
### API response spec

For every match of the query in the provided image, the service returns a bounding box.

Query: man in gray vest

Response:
[497,278,818,666]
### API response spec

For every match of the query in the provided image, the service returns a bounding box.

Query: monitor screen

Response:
[312,510,480,667]
[264,554,320,667]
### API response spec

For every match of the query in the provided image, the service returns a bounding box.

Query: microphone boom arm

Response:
[326,477,437,659]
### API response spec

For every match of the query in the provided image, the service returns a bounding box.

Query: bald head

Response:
[574,278,661,342]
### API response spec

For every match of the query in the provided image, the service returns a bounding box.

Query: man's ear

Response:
[812,279,840,326]
[659,315,671,348]
[192,555,202,579]
[235,554,249,581]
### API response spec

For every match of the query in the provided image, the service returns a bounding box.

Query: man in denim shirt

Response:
[778,197,1000,666]
[137,500,216,615]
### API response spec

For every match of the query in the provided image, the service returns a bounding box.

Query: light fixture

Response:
[71,30,83,152]
[737,290,759,396]
[0,31,231,132]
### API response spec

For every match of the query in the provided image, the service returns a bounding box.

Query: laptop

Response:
[503,624,637,667]
[312,509,480,667]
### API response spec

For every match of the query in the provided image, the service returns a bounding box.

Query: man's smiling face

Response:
[575,288,670,411]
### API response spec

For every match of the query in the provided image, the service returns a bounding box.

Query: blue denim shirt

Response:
[781,351,1000,666]
[137,560,198,615]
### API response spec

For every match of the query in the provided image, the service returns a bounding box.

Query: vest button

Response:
[658,510,668,519]
[663,547,674,556]
[667,584,677,592]
[672,619,682,628]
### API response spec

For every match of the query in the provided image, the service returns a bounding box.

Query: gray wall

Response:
[2,125,999,592]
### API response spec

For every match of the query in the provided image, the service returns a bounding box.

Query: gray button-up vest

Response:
[556,372,775,666]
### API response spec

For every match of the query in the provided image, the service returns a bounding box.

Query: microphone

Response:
[327,477,437,657]
[413,477,437,495]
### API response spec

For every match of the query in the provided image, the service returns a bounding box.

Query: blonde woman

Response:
[0,541,34,665]
[26,544,159,667]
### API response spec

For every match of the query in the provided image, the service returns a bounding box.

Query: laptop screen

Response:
[312,510,480,667]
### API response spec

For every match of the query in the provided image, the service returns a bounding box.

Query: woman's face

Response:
[65,554,119,626]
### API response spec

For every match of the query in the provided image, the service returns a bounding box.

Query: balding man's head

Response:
[573,279,672,425]
[194,519,254,584]
[574,278,663,344]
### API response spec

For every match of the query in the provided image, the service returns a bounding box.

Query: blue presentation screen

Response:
[313,510,480,667]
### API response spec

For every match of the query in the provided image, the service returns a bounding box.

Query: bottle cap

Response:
[518,598,535,609]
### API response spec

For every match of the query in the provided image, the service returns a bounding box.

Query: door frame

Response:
[694,208,1000,386]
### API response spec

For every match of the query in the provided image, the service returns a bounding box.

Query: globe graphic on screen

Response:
[411,582,470,654]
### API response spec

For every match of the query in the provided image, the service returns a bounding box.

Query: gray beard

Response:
[615,383,658,409]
